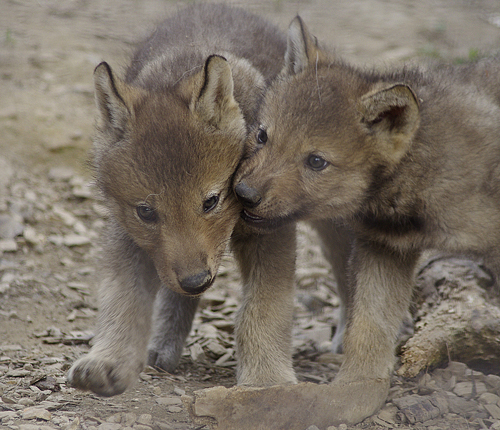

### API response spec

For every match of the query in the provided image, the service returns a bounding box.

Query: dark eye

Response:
[306,154,329,171]
[257,128,268,144]
[203,195,219,213]
[136,205,158,222]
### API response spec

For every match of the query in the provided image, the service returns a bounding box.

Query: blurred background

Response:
[1,0,500,174]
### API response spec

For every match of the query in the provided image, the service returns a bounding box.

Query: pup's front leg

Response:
[231,222,297,386]
[147,288,199,372]
[333,239,420,423]
[310,220,353,353]
[68,224,161,396]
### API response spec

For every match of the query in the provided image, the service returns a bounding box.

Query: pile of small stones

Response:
[1,158,500,430]
[2,344,500,430]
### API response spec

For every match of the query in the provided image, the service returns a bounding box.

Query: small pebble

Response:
[97,424,121,430]
[48,167,75,181]
[0,214,24,239]
[63,234,91,247]
[486,375,500,390]
[485,404,500,420]
[106,413,122,423]
[0,238,18,252]
[22,407,52,421]
[479,392,500,405]
[122,413,136,426]
[173,386,185,396]
[167,406,182,413]
[136,414,153,426]
[156,396,182,406]
[18,398,35,406]
[453,381,488,397]
[64,416,80,430]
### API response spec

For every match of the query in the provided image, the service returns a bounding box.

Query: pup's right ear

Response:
[282,16,323,76]
[94,62,134,134]
[191,55,245,134]
[358,84,420,165]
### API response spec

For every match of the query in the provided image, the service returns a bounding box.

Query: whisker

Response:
[315,52,322,105]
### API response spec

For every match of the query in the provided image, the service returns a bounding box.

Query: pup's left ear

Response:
[282,16,324,76]
[192,55,245,133]
[358,84,420,165]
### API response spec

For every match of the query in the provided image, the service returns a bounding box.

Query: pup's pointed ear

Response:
[94,62,134,134]
[192,55,245,132]
[359,84,420,164]
[282,16,322,75]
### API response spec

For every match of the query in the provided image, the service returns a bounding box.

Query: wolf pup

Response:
[234,15,500,424]
[68,4,299,397]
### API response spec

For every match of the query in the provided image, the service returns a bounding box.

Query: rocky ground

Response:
[1,0,500,429]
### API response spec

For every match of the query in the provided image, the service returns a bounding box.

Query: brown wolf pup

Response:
[234,16,500,424]
[68,4,299,397]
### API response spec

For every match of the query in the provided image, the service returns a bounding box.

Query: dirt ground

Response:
[1,0,500,429]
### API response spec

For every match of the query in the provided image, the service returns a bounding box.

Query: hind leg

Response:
[310,220,353,353]
[147,288,199,372]
[68,223,161,396]
[231,221,297,386]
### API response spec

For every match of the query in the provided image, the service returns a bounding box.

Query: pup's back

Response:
[126,4,286,87]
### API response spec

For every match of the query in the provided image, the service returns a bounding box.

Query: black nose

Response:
[179,271,213,295]
[234,182,262,208]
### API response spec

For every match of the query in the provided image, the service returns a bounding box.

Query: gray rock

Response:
[486,374,500,391]
[19,425,55,430]
[478,392,500,405]
[22,406,52,420]
[134,425,152,430]
[0,214,24,239]
[97,424,121,430]
[453,381,488,397]
[447,394,479,415]
[122,413,136,427]
[155,396,182,406]
[62,234,91,247]
[47,167,74,182]
[485,404,500,420]
[0,238,18,252]
[136,414,153,426]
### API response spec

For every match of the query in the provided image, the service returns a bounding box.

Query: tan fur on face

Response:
[94,63,246,295]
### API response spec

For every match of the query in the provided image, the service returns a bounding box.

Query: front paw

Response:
[68,353,143,396]
[147,345,182,373]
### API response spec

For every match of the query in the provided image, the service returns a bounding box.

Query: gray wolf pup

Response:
[234,15,500,424]
[68,4,299,397]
